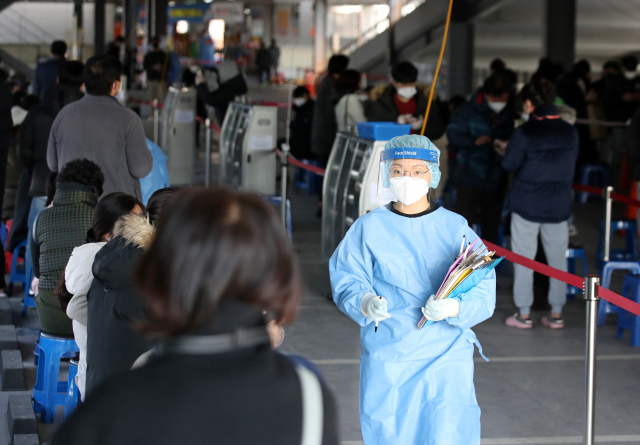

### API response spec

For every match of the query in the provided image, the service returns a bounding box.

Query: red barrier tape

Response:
[276,149,326,176]
[128,98,164,109]
[611,191,640,208]
[252,101,291,108]
[483,240,640,317]
[572,184,604,197]
[570,183,640,208]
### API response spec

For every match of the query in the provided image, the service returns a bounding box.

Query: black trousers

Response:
[455,184,504,244]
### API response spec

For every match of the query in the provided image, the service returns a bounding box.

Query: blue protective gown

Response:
[330,206,496,445]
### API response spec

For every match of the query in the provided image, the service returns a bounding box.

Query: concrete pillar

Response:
[447,21,474,98]
[155,0,168,37]
[95,0,106,55]
[124,0,137,84]
[544,0,576,72]
[314,0,327,73]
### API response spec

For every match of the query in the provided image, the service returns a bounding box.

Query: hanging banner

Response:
[167,4,211,24]
[277,8,290,37]
[210,3,245,24]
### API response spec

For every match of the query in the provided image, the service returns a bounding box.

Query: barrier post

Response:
[583,275,600,445]
[204,118,211,187]
[280,143,290,232]
[153,99,159,144]
[604,186,613,262]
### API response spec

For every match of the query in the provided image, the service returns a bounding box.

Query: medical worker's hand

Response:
[360,293,391,323]
[421,295,460,321]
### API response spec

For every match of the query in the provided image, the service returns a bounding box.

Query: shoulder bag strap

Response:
[296,365,324,445]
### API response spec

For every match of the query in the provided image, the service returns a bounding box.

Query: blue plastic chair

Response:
[8,238,28,295]
[577,164,609,203]
[294,160,321,196]
[599,261,640,326]
[32,333,79,423]
[263,195,292,240]
[22,266,35,317]
[567,247,588,300]
[596,220,639,269]
[617,274,640,347]
[64,359,80,419]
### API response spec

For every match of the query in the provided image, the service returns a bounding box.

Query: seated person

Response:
[366,61,445,140]
[31,159,104,336]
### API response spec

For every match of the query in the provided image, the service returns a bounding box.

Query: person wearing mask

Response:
[31,159,105,336]
[84,187,176,396]
[447,72,515,244]
[500,80,579,329]
[196,60,248,125]
[366,61,445,140]
[47,55,153,202]
[143,37,170,101]
[255,40,272,84]
[602,55,640,123]
[311,54,349,165]
[32,40,67,98]
[51,188,339,445]
[19,61,85,273]
[489,58,518,86]
[289,86,315,160]
[334,69,366,133]
[269,39,280,84]
[330,135,495,445]
[58,192,144,400]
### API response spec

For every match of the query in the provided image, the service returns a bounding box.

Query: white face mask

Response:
[293,98,306,107]
[488,101,507,114]
[624,71,637,80]
[521,112,530,121]
[388,176,430,206]
[397,86,417,99]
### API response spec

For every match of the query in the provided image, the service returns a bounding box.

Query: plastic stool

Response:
[8,238,28,295]
[617,274,640,346]
[64,359,80,419]
[599,261,640,326]
[263,195,292,240]
[294,160,321,195]
[577,164,609,203]
[596,220,639,268]
[32,333,79,423]
[566,247,588,300]
[22,266,35,317]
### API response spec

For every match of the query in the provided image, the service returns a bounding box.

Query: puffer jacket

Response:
[85,215,155,396]
[447,89,516,192]
[65,241,107,399]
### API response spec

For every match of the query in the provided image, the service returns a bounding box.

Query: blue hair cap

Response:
[381,135,441,189]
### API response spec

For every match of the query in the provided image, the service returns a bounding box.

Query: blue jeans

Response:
[25,196,47,277]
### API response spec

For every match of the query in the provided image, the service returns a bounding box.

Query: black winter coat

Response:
[19,85,84,196]
[311,75,344,158]
[502,104,579,223]
[85,215,154,396]
[289,99,315,159]
[51,300,340,445]
[197,73,248,124]
[625,107,640,182]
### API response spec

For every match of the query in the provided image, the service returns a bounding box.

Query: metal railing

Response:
[339,17,389,56]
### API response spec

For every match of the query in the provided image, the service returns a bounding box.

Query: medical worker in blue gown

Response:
[330,134,496,445]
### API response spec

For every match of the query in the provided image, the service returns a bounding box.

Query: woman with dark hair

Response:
[51,188,339,445]
[83,187,176,396]
[334,69,365,133]
[60,192,144,400]
[501,79,579,329]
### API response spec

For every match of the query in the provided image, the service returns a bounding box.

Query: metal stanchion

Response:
[153,99,159,144]
[280,144,290,233]
[604,186,613,262]
[583,275,600,445]
[205,118,211,187]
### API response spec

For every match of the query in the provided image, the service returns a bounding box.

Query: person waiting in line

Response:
[32,40,67,98]
[447,71,515,244]
[489,58,518,87]
[31,160,105,336]
[58,192,145,400]
[334,69,366,133]
[269,39,281,84]
[84,188,176,397]
[365,61,445,140]
[255,40,272,85]
[330,134,495,445]
[499,80,578,329]
[51,188,339,445]
[289,86,315,160]
[196,59,249,125]
[143,36,170,102]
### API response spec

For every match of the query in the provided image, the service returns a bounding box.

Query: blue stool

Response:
[577,164,609,203]
[263,195,292,240]
[64,359,80,419]
[596,221,639,268]
[0,222,7,249]
[32,333,79,423]
[22,266,35,317]
[599,261,640,326]
[8,238,28,295]
[566,247,588,300]
[617,274,640,347]
[294,160,321,195]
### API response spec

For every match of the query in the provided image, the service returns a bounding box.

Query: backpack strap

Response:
[296,365,324,445]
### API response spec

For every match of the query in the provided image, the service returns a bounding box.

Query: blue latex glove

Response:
[421,295,460,321]
[360,293,391,323]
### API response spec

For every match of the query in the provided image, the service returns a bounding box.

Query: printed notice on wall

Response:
[249,134,274,151]
[174,109,195,123]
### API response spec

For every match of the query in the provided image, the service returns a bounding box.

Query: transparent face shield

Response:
[377,147,440,210]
